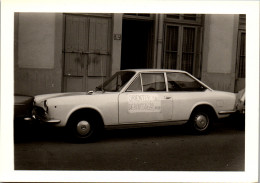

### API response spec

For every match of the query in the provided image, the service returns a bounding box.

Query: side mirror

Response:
[126,90,134,92]
[87,91,94,95]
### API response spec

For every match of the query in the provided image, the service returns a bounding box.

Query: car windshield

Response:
[96,71,136,92]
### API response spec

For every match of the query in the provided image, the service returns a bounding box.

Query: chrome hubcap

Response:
[194,114,208,130]
[77,120,91,136]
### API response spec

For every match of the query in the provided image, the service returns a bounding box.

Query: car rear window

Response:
[167,72,205,91]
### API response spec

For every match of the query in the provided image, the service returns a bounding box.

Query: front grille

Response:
[33,106,47,120]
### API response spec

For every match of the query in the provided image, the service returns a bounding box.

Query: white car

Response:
[33,69,237,142]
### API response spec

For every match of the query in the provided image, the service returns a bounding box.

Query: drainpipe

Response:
[156,14,164,69]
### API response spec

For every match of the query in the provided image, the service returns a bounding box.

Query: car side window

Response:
[167,72,205,91]
[142,73,166,92]
[126,75,142,92]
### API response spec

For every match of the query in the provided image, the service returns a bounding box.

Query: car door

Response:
[118,72,172,124]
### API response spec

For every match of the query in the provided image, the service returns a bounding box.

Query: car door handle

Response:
[164,96,171,99]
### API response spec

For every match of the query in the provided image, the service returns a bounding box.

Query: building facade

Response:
[14,13,245,96]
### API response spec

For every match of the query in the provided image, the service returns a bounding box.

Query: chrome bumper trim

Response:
[218,110,236,115]
[46,119,61,123]
[24,117,33,121]
[32,115,61,124]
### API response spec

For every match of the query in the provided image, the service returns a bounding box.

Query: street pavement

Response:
[14,118,244,171]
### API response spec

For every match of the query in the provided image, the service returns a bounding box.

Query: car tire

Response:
[68,115,101,143]
[188,109,211,134]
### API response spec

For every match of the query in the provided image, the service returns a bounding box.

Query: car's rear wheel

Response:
[189,109,211,134]
[68,115,100,143]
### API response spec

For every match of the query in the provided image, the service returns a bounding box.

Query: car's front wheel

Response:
[189,109,211,134]
[68,116,100,143]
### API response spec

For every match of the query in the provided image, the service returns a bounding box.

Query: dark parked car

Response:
[14,94,34,121]
[14,94,35,140]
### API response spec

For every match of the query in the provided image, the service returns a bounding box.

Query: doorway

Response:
[121,19,154,70]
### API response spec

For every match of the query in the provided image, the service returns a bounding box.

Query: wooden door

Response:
[64,14,111,92]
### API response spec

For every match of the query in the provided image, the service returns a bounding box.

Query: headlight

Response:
[44,100,48,113]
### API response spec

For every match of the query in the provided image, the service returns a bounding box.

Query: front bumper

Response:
[32,115,61,123]
[32,106,61,124]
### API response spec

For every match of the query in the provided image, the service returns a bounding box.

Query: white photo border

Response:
[0,0,259,182]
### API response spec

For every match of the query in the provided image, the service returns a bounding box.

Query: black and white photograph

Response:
[0,0,259,182]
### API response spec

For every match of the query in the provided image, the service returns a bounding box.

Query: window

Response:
[124,13,151,17]
[142,73,166,92]
[165,14,203,25]
[164,26,179,69]
[237,14,246,79]
[183,14,197,21]
[167,72,205,91]
[166,14,180,19]
[126,75,142,92]
[163,25,200,76]
[237,31,246,78]
[239,14,246,30]
[163,15,203,78]
[123,13,154,20]
[181,27,196,74]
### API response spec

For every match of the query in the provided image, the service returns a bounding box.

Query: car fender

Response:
[189,101,217,119]
[65,104,105,126]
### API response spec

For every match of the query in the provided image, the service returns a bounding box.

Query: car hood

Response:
[34,91,107,103]
[34,92,87,103]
